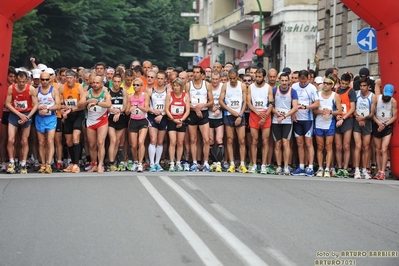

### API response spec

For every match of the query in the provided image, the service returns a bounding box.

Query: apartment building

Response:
[181,0,318,72]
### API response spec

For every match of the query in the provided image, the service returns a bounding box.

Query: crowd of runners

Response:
[2,59,397,180]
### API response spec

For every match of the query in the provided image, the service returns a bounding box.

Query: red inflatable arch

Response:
[0,0,44,126]
[341,0,399,178]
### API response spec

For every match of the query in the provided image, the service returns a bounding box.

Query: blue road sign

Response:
[357,28,377,52]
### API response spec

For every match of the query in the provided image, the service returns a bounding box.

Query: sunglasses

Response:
[243,79,252,82]
[133,84,142,86]
[147,76,155,79]
[323,82,333,85]
[41,78,50,81]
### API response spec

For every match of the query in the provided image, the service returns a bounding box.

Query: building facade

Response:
[181,0,319,72]
[316,0,379,77]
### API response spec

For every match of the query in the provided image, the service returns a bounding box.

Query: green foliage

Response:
[10,0,194,69]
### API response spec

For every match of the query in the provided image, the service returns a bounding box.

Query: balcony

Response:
[179,41,199,57]
[213,9,253,35]
[180,0,199,18]
[189,24,208,41]
[243,0,272,15]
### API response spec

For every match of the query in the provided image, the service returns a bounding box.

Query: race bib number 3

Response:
[356,108,369,117]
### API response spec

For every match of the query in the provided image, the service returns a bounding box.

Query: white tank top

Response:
[250,83,270,112]
[150,87,167,115]
[315,91,336,130]
[224,81,243,116]
[273,87,293,124]
[356,90,373,118]
[189,80,208,110]
[37,86,56,116]
[375,95,392,123]
[208,83,223,119]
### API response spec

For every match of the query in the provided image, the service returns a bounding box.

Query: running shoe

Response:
[132,162,138,172]
[38,164,46,174]
[126,160,134,171]
[169,163,175,172]
[306,168,314,177]
[378,171,386,180]
[316,169,324,177]
[266,165,276,174]
[72,164,80,173]
[249,164,257,174]
[215,162,222,172]
[183,162,190,171]
[291,167,306,176]
[137,164,143,173]
[64,164,74,172]
[0,162,6,172]
[20,165,28,174]
[202,164,211,172]
[283,166,291,175]
[109,164,118,172]
[335,169,344,178]
[189,163,199,172]
[362,171,372,180]
[155,164,164,172]
[227,164,235,173]
[239,164,249,173]
[343,169,349,178]
[56,161,63,172]
[260,165,267,174]
[210,163,217,172]
[45,164,52,174]
[324,171,331,178]
[6,163,15,174]
[374,171,382,180]
[354,171,361,179]
[149,165,156,172]
[118,162,126,171]
[177,163,184,172]
[276,166,283,175]
[330,167,336,177]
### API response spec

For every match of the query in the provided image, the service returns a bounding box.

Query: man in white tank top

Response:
[185,66,214,171]
[353,77,377,179]
[372,84,397,180]
[219,69,248,173]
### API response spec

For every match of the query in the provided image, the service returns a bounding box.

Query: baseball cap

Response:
[238,68,245,75]
[45,68,55,75]
[32,69,42,79]
[315,76,323,84]
[282,67,291,74]
[359,67,370,77]
[383,84,394,97]
[38,64,47,71]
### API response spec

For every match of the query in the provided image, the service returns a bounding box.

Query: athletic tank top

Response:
[189,80,208,110]
[63,83,80,108]
[169,92,186,120]
[208,83,223,119]
[130,93,147,120]
[337,87,353,117]
[315,91,336,130]
[37,86,55,116]
[109,87,124,110]
[12,84,32,112]
[375,95,392,123]
[150,87,167,115]
[86,89,108,126]
[273,87,293,124]
[356,90,374,118]
[224,81,243,116]
[250,83,270,112]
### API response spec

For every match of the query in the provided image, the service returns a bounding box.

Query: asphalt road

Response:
[0,172,398,266]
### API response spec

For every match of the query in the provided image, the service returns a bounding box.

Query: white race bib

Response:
[253,98,265,109]
[228,97,241,108]
[89,105,104,113]
[376,109,389,119]
[64,99,78,107]
[356,108,369,117]
[192,95,206,105]
[341,103,347,114]
[277,108,289,115]
[171,105,184,115]
[112,104,123,110]
[14,100,27,110]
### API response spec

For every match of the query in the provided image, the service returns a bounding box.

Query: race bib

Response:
[277,108,289,115]
[171,105,184,115]
[112,104,123,110]
[65,99,78,107]
[376,109,389,119]
[356,108,369,117]
[134,107,143,115]
[228,97,241,108]
[89,105,104,113]
[253,98,265,109]
[341,103,347,114]
[14,100,27,110]
[192,95,206,105]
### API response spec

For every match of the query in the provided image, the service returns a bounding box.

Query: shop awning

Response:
[239,29,276,69]
[197,56,210,69]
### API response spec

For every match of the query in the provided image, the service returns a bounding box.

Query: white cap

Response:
[32,69,42,79]
[45,68,55,75]
[238,68,245,75]
[315,76,323,84]
[38,64,47,71]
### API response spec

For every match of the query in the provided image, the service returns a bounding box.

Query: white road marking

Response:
[265,247,298,266]
[210,203,238,222]
[137,176,222,266]
[160,175,269,266]
[181,178,200,190]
